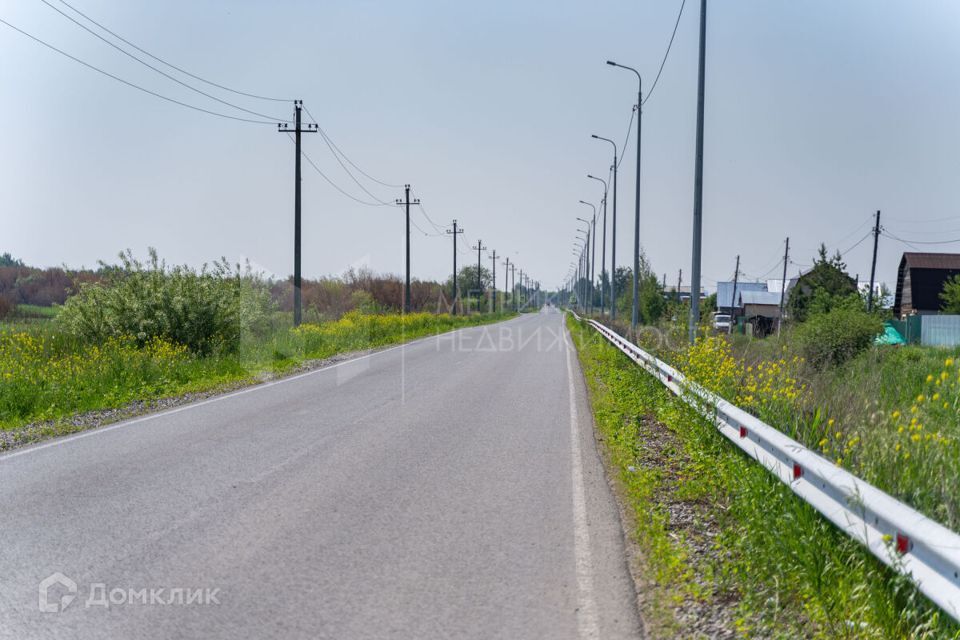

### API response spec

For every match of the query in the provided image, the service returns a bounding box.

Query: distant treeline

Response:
[0,252,460,319]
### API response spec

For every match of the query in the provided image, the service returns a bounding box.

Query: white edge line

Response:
[0,318,521,463]
[565,322,600,639]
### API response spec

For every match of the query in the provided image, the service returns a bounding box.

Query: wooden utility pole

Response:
[277,100,317,326]
[447,220,464,315]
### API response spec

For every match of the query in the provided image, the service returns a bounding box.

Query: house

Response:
[738,290,783,337]
[893,252,960,318]
[715,281,766,316]
[665,285,706,303]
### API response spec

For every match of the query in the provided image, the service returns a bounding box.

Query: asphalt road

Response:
[0,309,642,639]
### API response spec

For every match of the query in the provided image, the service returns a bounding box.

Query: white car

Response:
[713,313,731,331]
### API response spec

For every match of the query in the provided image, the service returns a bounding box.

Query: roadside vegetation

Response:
[569,243,960,635]
[568,315,958,638]
[0,250,514,434]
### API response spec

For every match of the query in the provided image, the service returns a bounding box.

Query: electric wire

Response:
[302,105,404,189]
[642,0,686,106]
[882,231,960,246]
[0,17,279,124]
[616,107,635,168]
[293,135,387,206]
[839,230,874,257]
[416,203,447,233]
[310,122,393,205]
[55,0,291,102]
[39,0,290,123]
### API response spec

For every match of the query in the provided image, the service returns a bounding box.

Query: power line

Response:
[839,230,874,257]
[883,231,960,246]
[55,0,290,102]
[0,17,278,124]
[310,123,392,205]
[302,105,403,189]
[40,0,289,123]
[294,136,387,206]
[617,106,635,168]
[416,202,446,233]
[642,0,686,106]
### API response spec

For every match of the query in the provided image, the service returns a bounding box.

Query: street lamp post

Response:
[591,135,618,320]
[607,60,643,332]
[578,205,596,315]
[576,226,589,312]
[587,174,608,316]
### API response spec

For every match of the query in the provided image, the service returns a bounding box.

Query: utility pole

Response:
[503,257,510,312]
[519,268,524,311]
[472,240,486,312]
[867,210,881,312]
[689,0,707,343]
[447,220,464,315]
[677,269,682,303]
[778,237,789,335]
[601,191,607,315]
[490,249,498,313]
[395,184,420,314]
[590,214,597,315]
[277,100,317,327]
[729,255,740,335]
[592,137,618,321]
[510,264,517,312]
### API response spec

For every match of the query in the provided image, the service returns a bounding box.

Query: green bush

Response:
[57,249,272,355]
[795,306,883,368]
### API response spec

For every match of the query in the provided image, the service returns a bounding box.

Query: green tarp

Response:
[876,323,906,345]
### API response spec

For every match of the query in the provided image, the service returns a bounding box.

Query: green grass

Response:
[0,310,515,431]
[567,315,959,639]
[15,304,59,319]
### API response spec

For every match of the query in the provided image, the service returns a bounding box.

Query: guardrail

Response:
[570,312,960,622]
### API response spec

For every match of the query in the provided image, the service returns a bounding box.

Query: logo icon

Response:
[39,572,77,613]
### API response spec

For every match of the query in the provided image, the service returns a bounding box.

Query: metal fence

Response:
[572,313,960,622]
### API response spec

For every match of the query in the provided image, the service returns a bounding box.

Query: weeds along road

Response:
[0,308,642,639]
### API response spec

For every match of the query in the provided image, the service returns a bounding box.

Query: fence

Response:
[571,313,960,622]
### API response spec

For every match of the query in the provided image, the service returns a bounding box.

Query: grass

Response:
[15,304,59,319]
[567,314,959,639]
[0,310,515,431]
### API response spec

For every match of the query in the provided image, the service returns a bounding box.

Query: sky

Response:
[2,0,959,292]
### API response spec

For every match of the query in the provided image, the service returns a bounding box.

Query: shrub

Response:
[57,249,272,355]
[795,307,883,368]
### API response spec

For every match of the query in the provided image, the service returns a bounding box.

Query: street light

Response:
[591,134,618,321]
[587,174,608,315]
[578,202,597,315]
[607,60,643,332]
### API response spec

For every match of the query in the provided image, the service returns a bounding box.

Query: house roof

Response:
[739,290,782,306]
[901,252,960,270]
[716,281,766,308]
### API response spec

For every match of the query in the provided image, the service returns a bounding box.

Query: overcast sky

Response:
[2,0,959,291]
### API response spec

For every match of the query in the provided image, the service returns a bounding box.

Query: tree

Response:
[0,252,24,267]
[787,243,858,321]
[940,274,960,314]
[448,265,492,297]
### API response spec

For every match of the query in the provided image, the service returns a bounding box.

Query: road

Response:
[0,309,642,639]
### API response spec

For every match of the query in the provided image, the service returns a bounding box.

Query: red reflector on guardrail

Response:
[897,533,910,554]
[739,426,747,438]
[793,463,803,479]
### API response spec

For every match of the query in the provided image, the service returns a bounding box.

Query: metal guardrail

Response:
[571,312,960,622]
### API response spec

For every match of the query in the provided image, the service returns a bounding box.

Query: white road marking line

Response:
[565,325,600,639]
[0,319,518,463]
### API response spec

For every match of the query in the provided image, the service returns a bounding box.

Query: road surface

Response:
[0,309,642,639]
